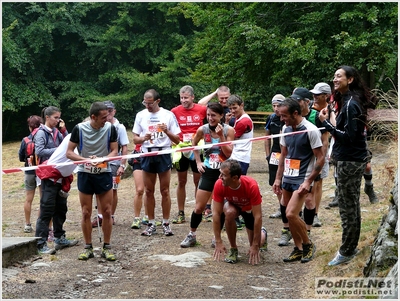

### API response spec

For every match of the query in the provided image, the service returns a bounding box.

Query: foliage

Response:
[2,2,398,141]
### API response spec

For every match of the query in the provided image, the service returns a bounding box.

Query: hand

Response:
[215,123,224,138]
[297,181,311,195]
[272,181,282,195]
[89,155,104,166]
[58,119,65,129]
[213,242,227,262]
[266,155,270,162]
[319,108,328,122]
[158,123,167,132]
[247,245,261,265]
[196,162,205,173]
[225,113,233,123]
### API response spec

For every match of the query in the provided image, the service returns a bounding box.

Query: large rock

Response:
[363,170,398,298]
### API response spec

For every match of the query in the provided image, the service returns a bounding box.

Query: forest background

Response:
[2,2,398,142]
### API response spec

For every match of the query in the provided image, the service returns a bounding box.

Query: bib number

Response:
[284,158,300,177]
[112,175,121,189]
[209,153,222,169]
[183,133,194,143]
[269,152,280,165]
[83,162,107,174]
[149,125,165,141]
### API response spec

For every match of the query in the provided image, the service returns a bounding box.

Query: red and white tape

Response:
[2,128,324,174]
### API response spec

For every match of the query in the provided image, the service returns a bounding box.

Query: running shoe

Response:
[162,223,174,236]
[235,218,243,230]
[141,216,149,225]
[283,247,303,262]
[78,247,94,260]
[301,241,316,263]
[328,251,355,266]
[312,215,322,227]
[260,227,268,251]
[180,233,196,248]
[269,209,282,218]
[92,216,102,228]
[54,235,78,250]
[278,229,292,246]
[101,246,116,261]
[24,224,33,233]
[225,248,238,264]
[38,244,56,255]
[131,217,141,229]
[172,212,186,224]
[141,223,156,236]
[47,229,54,242]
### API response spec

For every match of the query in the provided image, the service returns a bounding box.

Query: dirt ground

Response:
[2,128,395,299]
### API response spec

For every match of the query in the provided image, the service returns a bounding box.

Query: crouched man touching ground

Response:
[212,159,267,265]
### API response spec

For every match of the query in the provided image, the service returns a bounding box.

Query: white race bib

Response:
[284,158,300,177]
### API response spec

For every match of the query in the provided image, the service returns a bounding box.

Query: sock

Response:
[179,210,184,215]
[98,214,103,219]
[144,215,148,219]
[149,219,155,226]
[190,211,203,229]
[304,207,316,226]
[189,230,196,236]
[205,204,211,210]
[103,243,110,249]
[283,227,290,231]
[280,204,288,224]
[85,243,93,249]
[162,219,169,225]
[364,171,373,185]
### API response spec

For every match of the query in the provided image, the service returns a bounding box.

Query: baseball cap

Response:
[271,94,286,104]
[291,87,312,101]
[310,83,332,95]
[104,100,115,109]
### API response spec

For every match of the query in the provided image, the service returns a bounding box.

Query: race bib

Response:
[83,162,108,174]
[182,133,194,143]
[112,175,121,190]
[149,124,165,141]
[209,153,223,169]
[284,158,300,177]
[269,152,281,165]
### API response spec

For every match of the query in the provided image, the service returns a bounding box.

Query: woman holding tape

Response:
[180,102,235,248]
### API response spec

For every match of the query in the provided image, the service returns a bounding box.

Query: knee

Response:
[81,208,91,220]
[223,207,237,221]
[160,187,170,198]
[177,178,187,187]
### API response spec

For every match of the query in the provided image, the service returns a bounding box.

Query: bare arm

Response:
[264,129,271,158]
[198,89,218,106]
[248,203,262,265]
[298,147,325,195]
[272,144,287,195]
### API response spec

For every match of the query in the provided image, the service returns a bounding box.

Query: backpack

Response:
[22,127,41,166]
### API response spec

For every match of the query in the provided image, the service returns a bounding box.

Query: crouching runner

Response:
[212,159,267,265]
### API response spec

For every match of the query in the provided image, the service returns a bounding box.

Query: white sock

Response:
[149,219,156,226]
[163,219,169,225]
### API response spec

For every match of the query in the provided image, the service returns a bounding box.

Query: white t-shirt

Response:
[110,118,129,166]
[132,108,181,152]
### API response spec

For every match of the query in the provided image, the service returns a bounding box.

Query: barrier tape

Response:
[2,127,324,174]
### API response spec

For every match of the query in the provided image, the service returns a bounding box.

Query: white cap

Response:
[310,83,331,95]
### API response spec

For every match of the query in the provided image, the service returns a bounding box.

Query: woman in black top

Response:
[319,65,375,266]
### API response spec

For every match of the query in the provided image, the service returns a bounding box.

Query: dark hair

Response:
[27,115,42,129]
[206,102,224,115]
[280,97,302,116]
[227,94,244,107]
[41,106,60,120]
[89,102,108,117]
[334,65,377,119]
[144,89,161,101]
[220,159,242,178]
